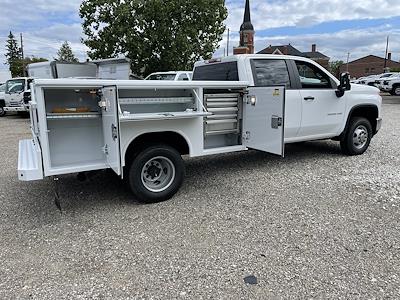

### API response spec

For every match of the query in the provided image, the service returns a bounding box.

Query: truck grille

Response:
[9,101,22,107]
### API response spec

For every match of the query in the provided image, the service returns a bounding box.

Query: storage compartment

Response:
[203,91,243,150]
[47,119,105,169]
[118,88,196,115]
[43,88,106,171]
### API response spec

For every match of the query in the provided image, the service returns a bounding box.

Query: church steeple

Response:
[240,0,254,31]
[233,0,255,55]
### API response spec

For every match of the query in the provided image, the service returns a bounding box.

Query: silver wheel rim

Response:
[353,125,368,149]
[141,156,175,193]
[395,87,400,95]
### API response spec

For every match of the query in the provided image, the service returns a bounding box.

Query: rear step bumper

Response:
[18,139,43,181]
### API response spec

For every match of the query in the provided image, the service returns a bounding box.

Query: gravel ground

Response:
[0,98,399,299]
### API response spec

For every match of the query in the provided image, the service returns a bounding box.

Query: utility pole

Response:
[384,35,389,72]
[346,52,350,73]
[20,33,25,76]
[226,28,230,57]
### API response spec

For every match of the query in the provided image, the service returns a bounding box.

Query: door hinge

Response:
[271,116,283,129]
[102,144,109,155]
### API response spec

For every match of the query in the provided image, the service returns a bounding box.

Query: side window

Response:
[177,74,189,81]
[251,59,291,88]
[295,61,332,89]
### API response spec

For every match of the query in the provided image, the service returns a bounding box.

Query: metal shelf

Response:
[46,112,101,120]
[119,97,194,105]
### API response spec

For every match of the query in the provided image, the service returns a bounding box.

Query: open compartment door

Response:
[243,86,285,157]
[101,86,122,176]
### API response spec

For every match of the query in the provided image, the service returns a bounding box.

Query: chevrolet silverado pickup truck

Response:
[18,54,382,203]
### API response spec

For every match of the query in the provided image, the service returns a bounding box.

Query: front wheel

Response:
[340,117,372,156]
[0,106,5,117]
[392,85,400,96]
[127,144,185,203]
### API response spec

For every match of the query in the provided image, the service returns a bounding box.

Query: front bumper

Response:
[4,106,29,112]
[18,139,43,181]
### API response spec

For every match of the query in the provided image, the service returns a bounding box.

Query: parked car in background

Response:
[0,83,6,117]
[359,73,397,86]
[145,71,193,81]
[351,77,367,84]
[380,75,400,95]
[377,73,400,92]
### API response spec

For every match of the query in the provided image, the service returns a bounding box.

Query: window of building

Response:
[250,59,291,88]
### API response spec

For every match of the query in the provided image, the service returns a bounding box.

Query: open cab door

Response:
[243,86,285,157]
[100,86,122,176]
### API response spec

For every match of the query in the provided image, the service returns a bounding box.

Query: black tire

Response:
[127,144,185,203]
[0,106,5,117]
[392,85,400,96]
[340,117,372,156]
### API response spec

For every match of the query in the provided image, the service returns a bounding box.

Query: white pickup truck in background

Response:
[145,71,193,81]
[379,74,400,95]
[18,54,382,203]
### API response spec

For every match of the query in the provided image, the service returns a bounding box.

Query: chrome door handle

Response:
[304,96,315,101]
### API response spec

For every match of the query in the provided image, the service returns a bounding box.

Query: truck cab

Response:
[193,54,382,147]
[4,77,33,114]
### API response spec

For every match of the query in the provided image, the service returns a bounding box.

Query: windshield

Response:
[0,84,5,93]
[6,79,25,94]
[146,73,177,80]
[380,73,394,78]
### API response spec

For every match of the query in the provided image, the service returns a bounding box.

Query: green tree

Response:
[55,41,79,62]
[80,0,227,77]
[24,56,48,65]
[329,60,344,78]
[5,31,23,77]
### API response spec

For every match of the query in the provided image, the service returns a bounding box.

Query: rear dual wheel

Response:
[127,144,185,203]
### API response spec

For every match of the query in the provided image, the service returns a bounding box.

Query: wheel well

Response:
[124,131,190,166]
[344,105,378,136]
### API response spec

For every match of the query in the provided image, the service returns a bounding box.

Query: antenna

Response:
[20,33,25,76]
[384,35,389,72]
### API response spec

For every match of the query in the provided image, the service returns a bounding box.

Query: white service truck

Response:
[3,77,33,115]
[18,54,382,203]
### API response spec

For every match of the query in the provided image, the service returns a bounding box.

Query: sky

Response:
[0,0,398,75]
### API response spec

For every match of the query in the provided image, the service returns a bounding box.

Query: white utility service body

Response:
[18,54,382,203]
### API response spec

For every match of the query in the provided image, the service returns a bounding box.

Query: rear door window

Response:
[250,59,291,88]
[193,62,239,81]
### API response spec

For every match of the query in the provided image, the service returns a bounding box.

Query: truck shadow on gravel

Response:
[12,140,343,222]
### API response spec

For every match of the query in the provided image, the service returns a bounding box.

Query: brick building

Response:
[340,54,400,78]
[257,44,330,69]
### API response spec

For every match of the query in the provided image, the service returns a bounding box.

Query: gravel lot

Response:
[0,96,399,299]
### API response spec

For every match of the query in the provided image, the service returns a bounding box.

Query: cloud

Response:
[216,24,399,62]
[227,0,400,31]
[0,0,399,72]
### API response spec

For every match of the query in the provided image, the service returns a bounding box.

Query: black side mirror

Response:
[336,72,351,97]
